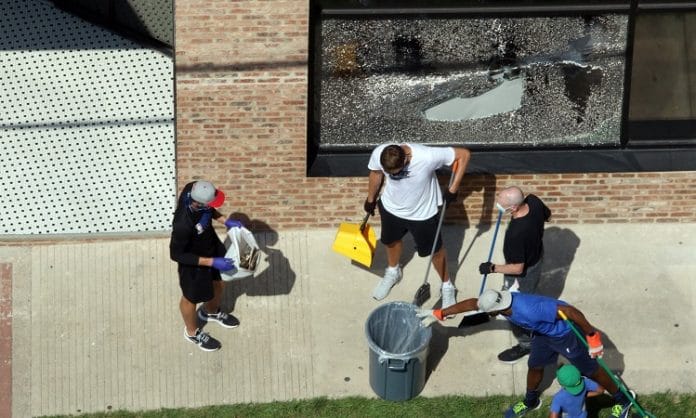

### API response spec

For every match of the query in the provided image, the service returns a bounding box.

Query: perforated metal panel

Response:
[0,0,175,235]
[115,0,174,46]
[63,0,174,46]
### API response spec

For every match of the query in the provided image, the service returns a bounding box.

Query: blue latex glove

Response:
[224,219,243,229]
[195,211,213,234]
[211,257,235,271]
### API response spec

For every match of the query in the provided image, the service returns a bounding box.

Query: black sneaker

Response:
[498,344,531,364]
[197,307,240,328]
[184,328,221,352]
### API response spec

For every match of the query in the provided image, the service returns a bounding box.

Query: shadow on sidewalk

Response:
[425,318,511,381]
[363,234,418,274]
[219,213,296,312]
[423,225,605,392]
[446,173,499,290]
[538,226,581,299]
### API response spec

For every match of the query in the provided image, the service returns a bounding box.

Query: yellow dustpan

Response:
[332,213,377,267]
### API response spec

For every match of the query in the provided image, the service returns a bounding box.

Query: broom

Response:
[412,162,458,307]
[558,310,656,418]
[458,208,504,327]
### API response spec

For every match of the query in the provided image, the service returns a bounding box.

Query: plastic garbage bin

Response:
[365,301,432,401]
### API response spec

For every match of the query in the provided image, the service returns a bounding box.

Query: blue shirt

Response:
[550,377,600,418]
[506,293,570,338]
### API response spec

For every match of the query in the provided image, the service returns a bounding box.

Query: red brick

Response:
[175,1,696,228]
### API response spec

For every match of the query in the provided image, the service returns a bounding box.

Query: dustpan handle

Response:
[361,174,383,233]
[359,212,371,232]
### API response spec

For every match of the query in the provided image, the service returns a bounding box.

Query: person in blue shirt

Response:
[416,290,633,418]
[550,364,604,418]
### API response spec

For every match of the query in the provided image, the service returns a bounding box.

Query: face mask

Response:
[496,202,509,213]
[388,163,410,180]
[185,193,211,213]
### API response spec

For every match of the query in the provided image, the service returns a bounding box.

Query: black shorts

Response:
[378,200,442,257]
[178,265,222,304]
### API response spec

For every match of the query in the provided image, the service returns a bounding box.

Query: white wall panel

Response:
[0,0,175,235]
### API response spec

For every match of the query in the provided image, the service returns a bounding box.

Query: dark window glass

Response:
[627,12,696,143]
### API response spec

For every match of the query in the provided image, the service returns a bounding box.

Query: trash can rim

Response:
[365,301,432,359]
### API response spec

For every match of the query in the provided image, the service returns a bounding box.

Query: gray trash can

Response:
[365,301,432,401]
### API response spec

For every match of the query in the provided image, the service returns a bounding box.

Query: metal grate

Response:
[0,0,175,235]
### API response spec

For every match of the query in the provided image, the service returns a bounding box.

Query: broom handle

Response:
[478,209,503,296]
[421,162,458,286]
[557,310,652,418]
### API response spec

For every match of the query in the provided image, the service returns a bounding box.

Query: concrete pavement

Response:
[2,222,695,416]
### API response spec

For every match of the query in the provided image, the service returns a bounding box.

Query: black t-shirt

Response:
[169,182,226,267]
[502,194,551,276]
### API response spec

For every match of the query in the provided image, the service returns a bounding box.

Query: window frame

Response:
[307,0,696,175]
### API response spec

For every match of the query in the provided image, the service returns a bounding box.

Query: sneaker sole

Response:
[372,271,401,301]
[498,356,528,365]
[198,311,240,329]
[372,287,396,301]
[505,399,542,418]
[184,334,221,352]
[532,399,543,411]
[208,319,239,329]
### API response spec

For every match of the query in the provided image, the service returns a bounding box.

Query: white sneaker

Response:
[372,265,402,300]
[441,282,457,309]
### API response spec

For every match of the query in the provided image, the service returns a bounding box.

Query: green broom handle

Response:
[557,310,653,418]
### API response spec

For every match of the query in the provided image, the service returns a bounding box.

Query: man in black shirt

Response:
[478,186,551,363]
[170,180,244,352]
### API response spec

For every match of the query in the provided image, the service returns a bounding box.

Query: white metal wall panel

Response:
[0,0,175,235]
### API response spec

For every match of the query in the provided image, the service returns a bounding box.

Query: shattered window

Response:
[316,14,628,149]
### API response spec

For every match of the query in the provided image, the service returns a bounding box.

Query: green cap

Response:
[557,364,585,396]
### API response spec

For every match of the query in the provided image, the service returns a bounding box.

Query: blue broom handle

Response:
[478,209,503,296]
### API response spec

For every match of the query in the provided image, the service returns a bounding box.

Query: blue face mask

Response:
[185,193,211,213]
[388,163,410,180]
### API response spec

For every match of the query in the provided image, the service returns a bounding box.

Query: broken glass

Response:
[317,14,628,149]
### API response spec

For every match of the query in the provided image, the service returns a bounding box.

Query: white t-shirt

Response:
[368,143,455,220]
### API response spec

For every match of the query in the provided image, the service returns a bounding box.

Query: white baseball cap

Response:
[477,289,512,312]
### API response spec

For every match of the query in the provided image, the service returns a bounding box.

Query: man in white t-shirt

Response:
[365,143,471,307]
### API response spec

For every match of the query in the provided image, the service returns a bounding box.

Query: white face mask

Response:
[496,202,510,213]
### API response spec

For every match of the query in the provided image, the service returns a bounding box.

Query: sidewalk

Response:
[2,223,696,417]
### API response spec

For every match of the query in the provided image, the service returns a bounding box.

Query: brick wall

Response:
[175,0,696,230]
